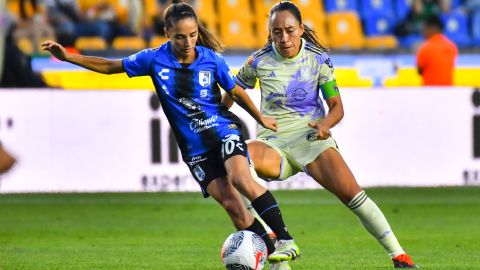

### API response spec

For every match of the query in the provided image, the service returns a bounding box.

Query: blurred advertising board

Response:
[0,87,478,193]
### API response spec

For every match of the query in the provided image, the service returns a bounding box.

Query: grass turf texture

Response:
[0,187,479,269]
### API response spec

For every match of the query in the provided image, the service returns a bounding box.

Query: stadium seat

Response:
[326,12,365,50]
[395,0,411,21]
[217,0,252,18]
[16,37,34,55]
[74,37,108,51]
[194,0,218,33]
[149,36,168,48]
[112,36,147,50]
[290,0,329,46]
[324,0,357,12]
[472,10,480,46]
[397,34,424,49]
[441,12,472,48]
[363,13,396,36]
[364,35,398,49]
[143,0,159,28]
[217,0,256,49]
[218,17,257,49]
[359,0,394,19]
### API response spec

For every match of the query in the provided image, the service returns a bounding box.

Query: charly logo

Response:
[158,68,169,80]
[199,71,212,87]
[190,115,218,133]
[292,88,308,101]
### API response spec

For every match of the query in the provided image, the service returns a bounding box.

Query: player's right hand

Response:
[260,116,278,132]
[41,40,68,61]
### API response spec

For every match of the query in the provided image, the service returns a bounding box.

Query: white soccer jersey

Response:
[236,39,338,137]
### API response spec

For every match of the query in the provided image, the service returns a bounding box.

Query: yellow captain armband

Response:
[320,80,340,99]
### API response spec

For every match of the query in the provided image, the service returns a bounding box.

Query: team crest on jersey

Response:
[299,66,311,81]
[199,71,212,87]
[193,165,206,181]
[306,132,319,142]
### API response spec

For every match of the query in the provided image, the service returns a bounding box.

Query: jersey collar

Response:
[272,38,305,62]
[165,41,204,69]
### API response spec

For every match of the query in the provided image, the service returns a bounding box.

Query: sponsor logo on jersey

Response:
[190,115,218,133]
[158,68,169,80]
[268,92,287,98]
[200,89,208,98]
[178,97,201,111]
[161,84,169,95]
[188,155,207,166]
[199,71,212,87]
[193,165,206,181]
[292,88,308,101]
[228,124,238,129]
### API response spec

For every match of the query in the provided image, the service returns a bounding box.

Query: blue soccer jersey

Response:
[122,42,243,158]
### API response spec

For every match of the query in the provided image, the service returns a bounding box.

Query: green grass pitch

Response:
[1,187,479,269]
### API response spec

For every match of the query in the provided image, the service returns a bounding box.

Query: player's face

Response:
[165,17,198,61]
[269,10,304,58]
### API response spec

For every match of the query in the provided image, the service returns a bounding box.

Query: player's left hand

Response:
[260,116,278,132]
[308,120,331,140]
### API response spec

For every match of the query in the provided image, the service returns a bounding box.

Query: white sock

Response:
[348,191,405,258]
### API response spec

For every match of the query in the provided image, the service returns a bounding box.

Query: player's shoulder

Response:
[245,44,274,67]
[304,41,332,66]
[197,46,225,61]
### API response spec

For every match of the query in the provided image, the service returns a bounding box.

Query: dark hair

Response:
[424,15,444,31]
[163,0,224,52]
[265,1,327,51]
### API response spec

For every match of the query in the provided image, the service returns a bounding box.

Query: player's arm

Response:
[308,78,344,140]
[41,40,125,74]
[221,90,234,109]
[228,85,277,132]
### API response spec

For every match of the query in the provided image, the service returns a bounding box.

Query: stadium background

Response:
[1,1,480,269]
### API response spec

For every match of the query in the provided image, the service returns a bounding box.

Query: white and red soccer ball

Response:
[221,230,267,270]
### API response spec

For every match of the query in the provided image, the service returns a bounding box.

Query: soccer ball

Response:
[221,230,267,270]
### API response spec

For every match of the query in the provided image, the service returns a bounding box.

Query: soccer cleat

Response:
[392,254,418,268]
[267,239,300,263]
[269,261,291,270]
[268,231,278,247]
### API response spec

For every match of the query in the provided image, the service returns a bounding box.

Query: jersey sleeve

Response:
[235,55,257,89]
[318,53,340,100]
[122,49,156,77]
[214,53,236,92]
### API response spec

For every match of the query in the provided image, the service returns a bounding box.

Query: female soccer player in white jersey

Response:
[41,1,300,267]
[228,1,417,269]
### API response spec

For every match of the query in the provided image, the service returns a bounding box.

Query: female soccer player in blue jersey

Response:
[226,1,418,269]
[41,0,299,267]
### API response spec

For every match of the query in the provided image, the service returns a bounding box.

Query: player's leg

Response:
[305,148,417,268]
[0,144,16,174]
[240,140,285,236]
[247,140,282,179]
[185,150,276,256]
[220,134,299,262]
